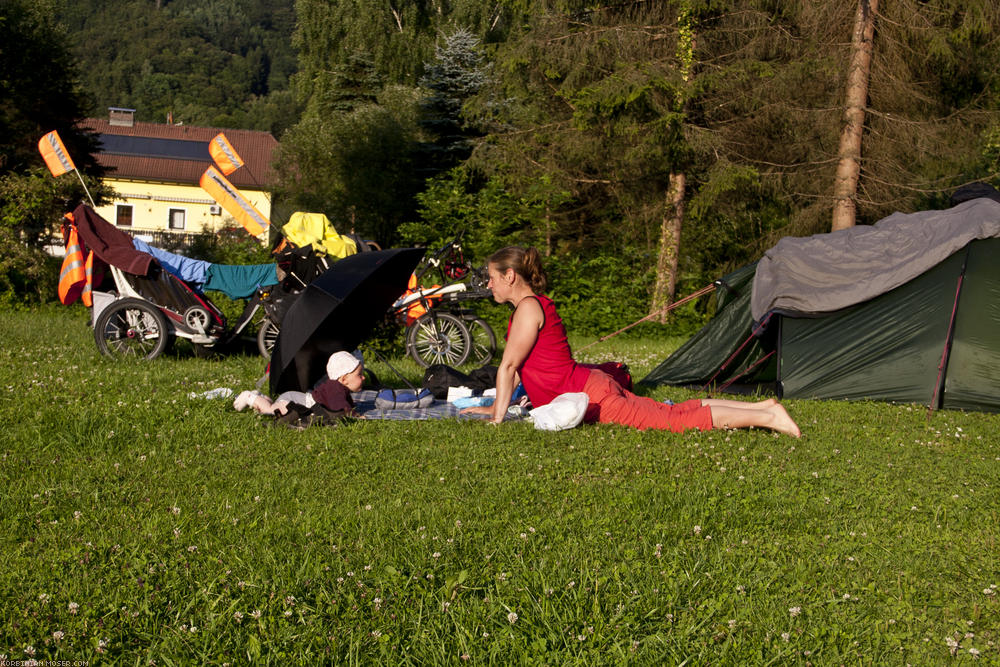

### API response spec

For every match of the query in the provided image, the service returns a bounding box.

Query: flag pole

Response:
[73,168,96,208]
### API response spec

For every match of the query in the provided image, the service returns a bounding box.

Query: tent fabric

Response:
[777,251,964,405]
[641,198,1000,413]
[750,198,1000,322]
[282,212,358,259]
[939,238,1000,410]
[639,264,775,391]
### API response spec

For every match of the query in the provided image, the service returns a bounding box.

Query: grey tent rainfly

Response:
[640,193,1000,413]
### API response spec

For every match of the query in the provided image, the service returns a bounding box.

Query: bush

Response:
[545,253,707,338]
[0,228,60,306]
[184,224,273,266]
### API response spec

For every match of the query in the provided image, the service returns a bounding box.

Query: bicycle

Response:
[391,235,497,368]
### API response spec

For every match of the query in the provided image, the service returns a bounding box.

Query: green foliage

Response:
[545,253,654,336]
[25,0,1000,323]
[0,231,60,306]
[0,169,114,304]
[275,85,424,246]
[2,307,1000,663]
[184,224,274,266]
[1,0,102,175]
[982,124,1000,179]
[401,168,561,260]
[681,162,791,287]
[302,53,384,116]
[415,29,492,179]
[291,0,527,92]
[54,0,297,132]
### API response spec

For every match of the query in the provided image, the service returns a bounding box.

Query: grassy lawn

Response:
[1,306,997,664]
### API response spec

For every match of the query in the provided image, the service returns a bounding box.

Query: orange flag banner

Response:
[199,166,269,236]
[38,130,76,177]
[58,224,87,305]
[209,132,244,175]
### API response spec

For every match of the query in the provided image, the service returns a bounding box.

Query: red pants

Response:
[582,370,713,432]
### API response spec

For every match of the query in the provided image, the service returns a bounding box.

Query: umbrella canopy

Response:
[270,247,424,395]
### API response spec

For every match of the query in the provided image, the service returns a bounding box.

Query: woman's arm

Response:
[463,298,543,423]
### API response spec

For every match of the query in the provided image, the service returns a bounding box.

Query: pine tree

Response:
[415,28,491,179]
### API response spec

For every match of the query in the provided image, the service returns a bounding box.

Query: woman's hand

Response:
[460,405,504,424]
[459,405,494,416]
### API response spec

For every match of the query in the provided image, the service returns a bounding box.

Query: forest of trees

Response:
[56,0,300,135]
[3,0,1000,330]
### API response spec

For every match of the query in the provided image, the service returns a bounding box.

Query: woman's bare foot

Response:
[768,403,801,437]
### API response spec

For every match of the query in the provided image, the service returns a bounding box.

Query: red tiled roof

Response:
[79,118,279,189]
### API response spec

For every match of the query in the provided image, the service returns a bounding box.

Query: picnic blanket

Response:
[353,390,521,422]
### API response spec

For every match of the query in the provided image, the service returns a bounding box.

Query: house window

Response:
[115,204,133,227]
[168,208,186,230]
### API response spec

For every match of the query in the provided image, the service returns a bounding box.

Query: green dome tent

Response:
[640,196,1000,413]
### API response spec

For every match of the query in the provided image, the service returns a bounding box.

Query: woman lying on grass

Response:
[461,246,801,437]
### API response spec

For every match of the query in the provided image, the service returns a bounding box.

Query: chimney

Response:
[109,107,136,127]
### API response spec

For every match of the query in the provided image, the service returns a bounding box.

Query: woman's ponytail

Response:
[521,247,547,293]
[488,246,548,294]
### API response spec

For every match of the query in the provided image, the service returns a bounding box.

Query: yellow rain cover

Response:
[282,212,357,259]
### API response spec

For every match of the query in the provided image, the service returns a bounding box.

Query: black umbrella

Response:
[269,247,425,395]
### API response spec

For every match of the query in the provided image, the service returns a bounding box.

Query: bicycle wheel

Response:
[94,298,169,360]
[464,317,497,367]
[257,318,280,358]
[406,311,471,368]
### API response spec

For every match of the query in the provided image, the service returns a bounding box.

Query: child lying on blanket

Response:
[233,351,363,417]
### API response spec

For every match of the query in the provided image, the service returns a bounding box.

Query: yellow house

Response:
[80,108,277,243]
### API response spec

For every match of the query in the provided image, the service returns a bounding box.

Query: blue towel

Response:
[132,239,211,284]
[452,396,494,409]
[203,263,279,300]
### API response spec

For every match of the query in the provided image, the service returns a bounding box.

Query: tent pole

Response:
[716,350,776,395]
[927,247,970,417]
[776,315,784,400]
[702,312,773,395]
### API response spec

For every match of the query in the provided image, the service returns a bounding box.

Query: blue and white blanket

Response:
[353,390,520,422]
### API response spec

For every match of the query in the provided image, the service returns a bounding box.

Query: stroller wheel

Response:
[94,298,170,360]
[183,306,211,333]
[257,318,280,358]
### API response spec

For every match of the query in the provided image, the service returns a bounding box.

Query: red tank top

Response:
[508,295,590,407]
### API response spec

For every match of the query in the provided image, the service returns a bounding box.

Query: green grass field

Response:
[1,306,997,664]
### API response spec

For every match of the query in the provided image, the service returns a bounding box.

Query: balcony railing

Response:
[121,229,201,253]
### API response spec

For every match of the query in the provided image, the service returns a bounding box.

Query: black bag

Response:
[422,364,471,399]
[467,365,498,390]
[422,364,498,399]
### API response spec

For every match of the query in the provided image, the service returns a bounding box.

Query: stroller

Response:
[67,205,278,360]
[390,234,497,368]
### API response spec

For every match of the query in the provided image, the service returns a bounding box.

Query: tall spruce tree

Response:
[415,28,491,180]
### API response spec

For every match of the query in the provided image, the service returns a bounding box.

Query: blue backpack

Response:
[374,388,435,409]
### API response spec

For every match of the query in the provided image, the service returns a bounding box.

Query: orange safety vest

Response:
[58,219,86,305]
[82,250,102,307]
